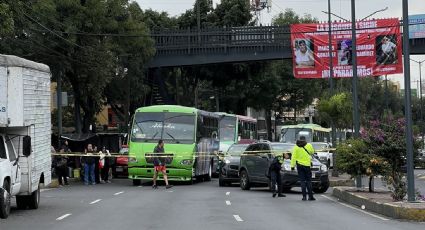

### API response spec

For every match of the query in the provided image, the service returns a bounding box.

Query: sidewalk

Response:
[333,186,425,221]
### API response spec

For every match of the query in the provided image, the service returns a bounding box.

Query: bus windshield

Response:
[281,128,313,143]
[219,116,237,142]
[131,112,195,143]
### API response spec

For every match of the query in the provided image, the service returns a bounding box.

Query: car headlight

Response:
[224,159,231,164]
[320,164,328,172]
[181,159,193,165]
[128,156,137,163]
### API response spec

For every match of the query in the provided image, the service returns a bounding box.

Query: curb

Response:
[333,187,425,221]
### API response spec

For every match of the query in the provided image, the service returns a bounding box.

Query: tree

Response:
[317,92,353,133]
[0,2,14,36]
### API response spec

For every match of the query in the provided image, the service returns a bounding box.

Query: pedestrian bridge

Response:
[148,25,425,68]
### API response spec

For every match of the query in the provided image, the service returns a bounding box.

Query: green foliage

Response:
[0,2,14,36]
[317,92,352,129]
[272,8,317,25]
[336,139,371,178]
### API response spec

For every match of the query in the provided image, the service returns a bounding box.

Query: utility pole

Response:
[197,0,201,44]
[385,75,389,110]
[327,0,338,177]
[351,0,361,189]
[402,0,415,202]
[57,72,62,148]
[411,59,425,142]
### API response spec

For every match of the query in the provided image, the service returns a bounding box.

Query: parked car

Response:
[112,146,128,178]
[239,141,329,193]
[218,144,249,186]
[312,142,334,168]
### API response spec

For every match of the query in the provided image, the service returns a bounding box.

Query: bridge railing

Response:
[151,26,292,56]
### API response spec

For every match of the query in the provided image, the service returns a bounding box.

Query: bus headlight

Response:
[128,156,137,163]
[181,159,193,165]
[320,165,328,172]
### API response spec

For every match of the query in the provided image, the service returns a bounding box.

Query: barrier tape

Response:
[51,148,336,159]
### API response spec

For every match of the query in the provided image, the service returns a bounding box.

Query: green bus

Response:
[280,123,331,143]
[218,113,257,153]
[128,105,220,185]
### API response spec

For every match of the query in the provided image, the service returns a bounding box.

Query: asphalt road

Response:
[1,178,424,230]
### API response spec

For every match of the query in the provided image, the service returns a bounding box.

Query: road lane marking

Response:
[226,192,230,196]
[41,188,52,192]
[114,191,124,196]
[138,186,142,188]
[90,199,102,204]
[233,215,243,222]
[226,200,231,205]
[321,195,389,221]
[56,214,72,221]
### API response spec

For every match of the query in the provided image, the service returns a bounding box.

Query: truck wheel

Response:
[240,170,251,190]
[0,181,11,219]
[28,184,40,209]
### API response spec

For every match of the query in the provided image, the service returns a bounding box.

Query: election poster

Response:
[290,19,403,79]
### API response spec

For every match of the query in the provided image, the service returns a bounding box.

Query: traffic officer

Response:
[291,136,316,201]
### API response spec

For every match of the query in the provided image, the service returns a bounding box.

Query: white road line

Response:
[226,200,231,205]
[138,186,142,188]
[233,215,243,222]
[321,195,389,221]
[226,192,230,196]
[56,214,72,221]
[90,199,102,204]
[114,191,124,196]
[41,188,52,192]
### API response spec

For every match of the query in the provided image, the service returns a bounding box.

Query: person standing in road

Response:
[83,144,96,185]
[100,146,112,183]
[152,140,173,189]
[55,148,69,186]
[291,136,316,201]
[269,153,286,198]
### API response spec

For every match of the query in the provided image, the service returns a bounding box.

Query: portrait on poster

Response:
[376,35,398,65]
[294,39,315,68]
[337,39,352,65]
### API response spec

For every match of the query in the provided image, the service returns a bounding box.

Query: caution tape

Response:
[51,148,336,159]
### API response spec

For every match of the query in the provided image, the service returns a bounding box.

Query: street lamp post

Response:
[402,0,416,202]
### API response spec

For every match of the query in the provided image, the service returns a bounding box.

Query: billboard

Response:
[290,19,403,79]
[409,14,425,39]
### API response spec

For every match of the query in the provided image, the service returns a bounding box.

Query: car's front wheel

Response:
[0,181,11,219]
[313,183,329,193]
[240,170,251,190]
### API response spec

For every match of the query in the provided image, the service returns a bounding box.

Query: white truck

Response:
[0,55,51,219]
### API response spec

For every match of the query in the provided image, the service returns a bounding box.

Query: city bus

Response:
[218,113,257,153]
[128,105,220,185]
[280,123,331,143]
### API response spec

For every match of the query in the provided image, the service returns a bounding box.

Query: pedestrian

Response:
[291,136,316,201]
[269,152,290,198]
[100,146,112,183]
[56,148,69,186]
[93,145,101,184]
[152,140,173,189]
[83,144,96,185]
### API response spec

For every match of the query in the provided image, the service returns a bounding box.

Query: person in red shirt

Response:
[152,140,172,189]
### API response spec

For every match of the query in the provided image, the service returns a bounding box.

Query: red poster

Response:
[290,19,403,78]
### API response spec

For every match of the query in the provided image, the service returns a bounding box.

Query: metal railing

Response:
[151,26,292,56]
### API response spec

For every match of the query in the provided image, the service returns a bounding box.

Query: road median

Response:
[332,187,425,221]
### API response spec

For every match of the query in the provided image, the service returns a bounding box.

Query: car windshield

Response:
[312,143,328,151]
[131,112,195,143]
[219,116,237,142]
[226,144,248,156]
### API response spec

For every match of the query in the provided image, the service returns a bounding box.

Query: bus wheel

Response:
[132,179,141,186]
[204,164,212,182]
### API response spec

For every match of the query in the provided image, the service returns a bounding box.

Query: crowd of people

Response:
[51,141,113,186]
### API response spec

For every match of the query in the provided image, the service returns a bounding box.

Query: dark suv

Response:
[239,142,329,193]
[218,143,249,186]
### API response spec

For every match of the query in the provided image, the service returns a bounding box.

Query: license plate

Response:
[116,168,123,172]
[312,172,316,178]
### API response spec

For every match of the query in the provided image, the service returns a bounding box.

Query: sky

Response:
[135,0,425,91]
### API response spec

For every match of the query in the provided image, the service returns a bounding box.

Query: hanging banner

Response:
[290,18,403,79]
